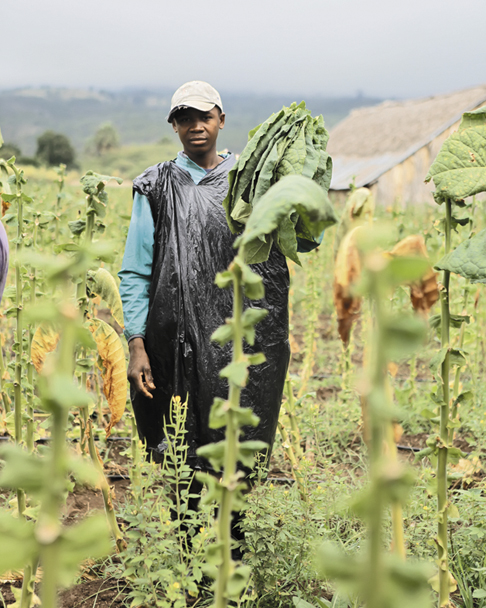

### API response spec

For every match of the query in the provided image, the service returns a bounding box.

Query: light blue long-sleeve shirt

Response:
[118,151,323,341]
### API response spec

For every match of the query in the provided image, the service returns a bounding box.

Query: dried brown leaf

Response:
[88,318,127,437]
[31,324,60,373]
[333,226,363,344]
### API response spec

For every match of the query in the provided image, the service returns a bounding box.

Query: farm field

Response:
[1,115,486,608]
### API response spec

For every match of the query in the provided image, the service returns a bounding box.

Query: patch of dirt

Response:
[58,578,127,608]
[63,479,130,526]
[316,385,342,401]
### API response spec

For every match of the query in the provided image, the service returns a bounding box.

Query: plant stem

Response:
[0,345,11,413]
[438,197,452,607]
[214,263,243,608]
[39,315,76,608]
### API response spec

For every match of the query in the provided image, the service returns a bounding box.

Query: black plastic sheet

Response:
[131,156,290,470]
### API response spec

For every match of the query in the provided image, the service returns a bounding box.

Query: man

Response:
[119,81,290,472]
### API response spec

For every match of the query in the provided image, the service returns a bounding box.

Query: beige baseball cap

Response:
[167,81,223,123]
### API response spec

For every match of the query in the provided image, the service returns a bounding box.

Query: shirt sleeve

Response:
[296,229,325,253]
[118,192,154,341]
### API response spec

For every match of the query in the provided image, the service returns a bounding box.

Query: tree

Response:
[91,123,120,156]
[0,142,21,160]
[36,131,76,168]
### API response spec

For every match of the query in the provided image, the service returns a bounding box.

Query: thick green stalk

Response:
[214,264,243,608]
[19,556,39,608]
[283,374,303,458]
[26,263,37,452]
[82,408,126,552]
[12,167,26,516]
[449,286,469,444]
[365,276,386,608]
[437,197,452,607]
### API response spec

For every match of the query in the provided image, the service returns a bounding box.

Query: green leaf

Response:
[211,321,234,346]
[0,444,48,495]
[214,270,233,289]
[247,352,266,366]
[220,361,249,387]
[208,397,228,429]
[425,106,486,202]
[435,228,486,282]
[87,268,124,328]
[57,514,112,586]
[429,313,470,330]
[238,440,268,467]
[241,263,265,300]
[68,219,86,236]
[386,257,430,286]
[473,589,486,599]
[382,314,427,360]
[237,174,337,264]
[0,512,38,574]
[80,171,122,195]
[227,565,251,598]
[197,441,226,471]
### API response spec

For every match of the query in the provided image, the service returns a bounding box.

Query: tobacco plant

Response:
[423,106,486,607]
[0,248,112,608]
[319,228,433,608]
[198,174,334,607]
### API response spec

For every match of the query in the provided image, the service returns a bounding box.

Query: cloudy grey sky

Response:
[4,0,485,99]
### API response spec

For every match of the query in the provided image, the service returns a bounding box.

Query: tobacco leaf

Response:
[88,318,127,437]
[87,268,124,328]
[425,106,486,203]
[333,226,363,345]
[334,187,375,257]
[223,103,334,262]
[435,227,486,282]
[236,174,336,265]
[31,323,60,372]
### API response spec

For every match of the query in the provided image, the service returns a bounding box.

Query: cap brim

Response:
[167,101,216,122]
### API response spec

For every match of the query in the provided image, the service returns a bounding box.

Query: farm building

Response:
[327,85,486,206]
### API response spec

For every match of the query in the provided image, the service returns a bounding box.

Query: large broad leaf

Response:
[87,268,124,328]
[425,106,486,202]
[88,318,127,436]
[236,174,337,264]
[435,227,486,282]
[31,323,60,372]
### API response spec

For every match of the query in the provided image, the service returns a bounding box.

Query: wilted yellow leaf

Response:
[88,318,127,437]
[389,235,439,315]
[333,226,363,345]
[87,268,124,329]
[31,324,60,373]
[333,188,374,257]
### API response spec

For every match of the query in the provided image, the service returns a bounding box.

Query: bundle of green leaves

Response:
[223,101,335,264]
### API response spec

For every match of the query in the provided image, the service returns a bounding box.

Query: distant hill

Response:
[0,87,383,156]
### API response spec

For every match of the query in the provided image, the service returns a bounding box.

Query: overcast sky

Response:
[3,0,485,99]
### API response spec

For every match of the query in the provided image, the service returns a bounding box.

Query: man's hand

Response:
[128,337,156,399]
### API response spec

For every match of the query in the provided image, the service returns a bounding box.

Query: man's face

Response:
[172,106,225,156]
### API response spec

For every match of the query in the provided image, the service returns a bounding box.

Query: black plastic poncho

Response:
[132,155,290,470]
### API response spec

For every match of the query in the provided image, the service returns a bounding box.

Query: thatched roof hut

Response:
[328,85,486,205]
